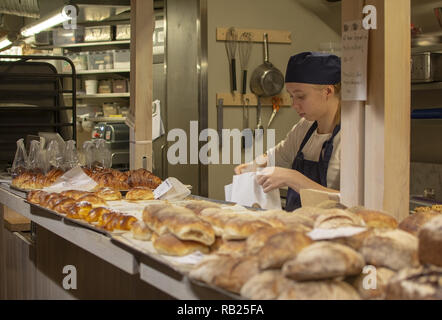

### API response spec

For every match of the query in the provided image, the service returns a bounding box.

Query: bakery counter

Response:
[0,184,237,299]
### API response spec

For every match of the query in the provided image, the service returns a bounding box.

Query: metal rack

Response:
[0,55,77,170]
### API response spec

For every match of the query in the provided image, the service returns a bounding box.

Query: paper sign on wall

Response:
[342,20,369,101]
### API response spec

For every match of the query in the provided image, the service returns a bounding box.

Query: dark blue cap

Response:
[285,52,341,84]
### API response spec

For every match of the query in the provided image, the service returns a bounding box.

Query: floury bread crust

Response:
[282,241,365,281]
[418,215,442,267]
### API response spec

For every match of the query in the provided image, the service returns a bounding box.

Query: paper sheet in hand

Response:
[227,172,281,210]
[308,227,367,241]
[42,166,98,192]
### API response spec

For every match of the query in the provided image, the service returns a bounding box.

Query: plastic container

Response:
[85,80,98,95]
[52,26,84,45]
[62,52,88,72]
[98,80,112,94]
[116,24,130,40]
[113,49,130,69]
[88,51,113,70]
[112,79,127,93]
[84,26,113,42]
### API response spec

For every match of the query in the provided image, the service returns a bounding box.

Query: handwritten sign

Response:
[342,20,369,101]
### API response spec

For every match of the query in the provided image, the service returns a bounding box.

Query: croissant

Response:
[97,211,119,227]
[85,207,112,223]
[76,194,107,208]
[103,215,121,231]
[67,201,93,219]
[53,198,76,214]
[127,168,162,189]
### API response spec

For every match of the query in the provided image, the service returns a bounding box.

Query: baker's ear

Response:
[325,85,334,98]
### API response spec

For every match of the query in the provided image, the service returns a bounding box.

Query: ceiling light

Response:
[0,37,12,50]
[20,12,71,37]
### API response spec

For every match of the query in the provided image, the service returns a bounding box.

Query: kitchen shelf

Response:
[64,93,130,99]
[411,82,442,91]
[65,68,130,75]
[34,40,130,50]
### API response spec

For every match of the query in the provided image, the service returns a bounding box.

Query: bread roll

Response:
[257,230,313,270]
[385,265,442,300]
[360,229,419,271]
[189,254,233,285]
[131,220,153,241]
[125,186,154,200]
[143,205,215,245]
[282,241,365,281]
[199,208,241,236]
[352,267,396,300]
[278,280,361,300]
[93,187,122,201]
[182,200,221,215]
[331,228,375,250]
[76,194,107,208]
[85,207,111,223]
[348,206,398,229]
[399,211,440,236]
[67,201,93,219]
[314,209,366,229]
[153,233,210,256]
[214,239,247,256]
[142,203,172,222]
[222,216,273,240]
[240,270,294,300]
[418,215,442,267]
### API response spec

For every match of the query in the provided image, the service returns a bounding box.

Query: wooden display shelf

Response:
[216,92,292,106]
[216,27,292,44]
[63,92,130,98]
[63,69,130,75]
[3,206,30,232]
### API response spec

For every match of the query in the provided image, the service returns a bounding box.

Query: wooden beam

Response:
[129,0,154,170]
[340,0,365,208]
[364,0,410,220]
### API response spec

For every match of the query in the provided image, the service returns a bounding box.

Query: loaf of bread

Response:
[213,239,247,256]
[131,220,153,241]
[360,229,420,271]
[60,190,94,200]
[399,211,440,236]
[277,280,361,300]
[348,206,398,229]
[84,207,111,223]
[418,215,442,267]
[282,241,365,281]
[211,256,260,294]
[240,270,294,300]
[27,190,47,204]
[93,187,122,201]
[125,186,154,200]
[331,228,375,250]
[153,233,210,256]
[53,198,76,215]
[198,208,241,236]
[182,200,221,215]
[143,205,215,245]
[67,201,93,219]
[76,194,107,208]
[222,216,273,240]
[257,230,313,270]
[245,227,288,255]
[292,206,329,222]
[385,265,442,300]
[351,267,396,300]
[316,200,348,210]
[314,209,366,229]
[189,254,233,285]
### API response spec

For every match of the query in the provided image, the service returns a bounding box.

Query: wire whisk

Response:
[225,27,238,92]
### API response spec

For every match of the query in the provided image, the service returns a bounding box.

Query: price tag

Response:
[153,179,173,199]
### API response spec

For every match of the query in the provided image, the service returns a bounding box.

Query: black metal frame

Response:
[0,55,77,168]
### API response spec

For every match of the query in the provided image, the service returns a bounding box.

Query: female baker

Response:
[234,52,341,211]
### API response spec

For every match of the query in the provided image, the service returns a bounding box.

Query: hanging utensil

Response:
[225,27,238,92]
[250,33,285,97]
[267,96,281,128]
[256,96,264,133]
[217,98,224,147]
[239,32,252,95]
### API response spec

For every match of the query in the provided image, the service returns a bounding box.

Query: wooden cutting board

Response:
[3,205,31,232]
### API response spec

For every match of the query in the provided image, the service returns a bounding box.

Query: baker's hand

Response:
[256,167,296,193]
[234,154,268,175]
